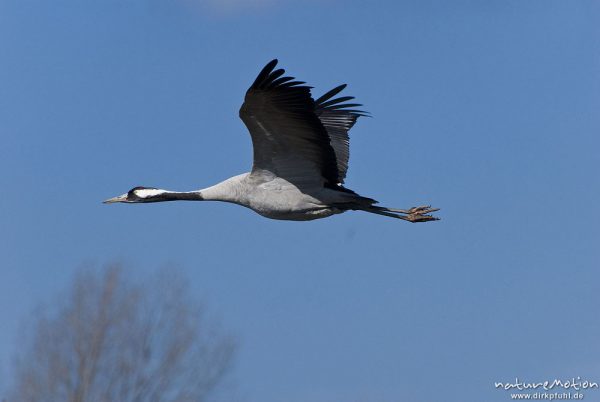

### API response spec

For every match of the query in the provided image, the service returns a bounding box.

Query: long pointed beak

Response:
[103,194,127,204]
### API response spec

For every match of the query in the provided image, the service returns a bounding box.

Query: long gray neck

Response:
[149,174,248,204]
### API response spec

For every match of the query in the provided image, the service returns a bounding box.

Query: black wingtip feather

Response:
[252,59,279,88]
[315,84,347,105]
[315,84,369,117]
[268,76,295,88]
[318,96,356,108]
[278,81,307,88]
[325,103,362,110]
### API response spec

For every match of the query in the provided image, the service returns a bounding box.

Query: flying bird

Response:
[104,60,439,222]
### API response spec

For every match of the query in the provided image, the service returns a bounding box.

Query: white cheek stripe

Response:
[134,189,165,198]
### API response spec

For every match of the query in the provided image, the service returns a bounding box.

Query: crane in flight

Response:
[104,60,439,222]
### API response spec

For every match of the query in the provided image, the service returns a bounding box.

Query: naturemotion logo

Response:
[494,377,598,400]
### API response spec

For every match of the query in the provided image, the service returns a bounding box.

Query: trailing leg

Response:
[363,205,440,223]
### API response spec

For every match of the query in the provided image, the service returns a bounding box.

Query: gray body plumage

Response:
[104,60,439,223]
[198,173,370,221]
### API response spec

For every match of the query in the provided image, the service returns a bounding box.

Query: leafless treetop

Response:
[9,264,236,402]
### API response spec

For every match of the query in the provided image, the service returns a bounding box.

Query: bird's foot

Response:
[403,205,440,223]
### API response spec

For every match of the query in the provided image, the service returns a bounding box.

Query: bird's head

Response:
[103,187,166,204]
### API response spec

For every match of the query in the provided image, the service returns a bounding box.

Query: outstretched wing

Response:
[239,59,365,187]
[315,84,368,183]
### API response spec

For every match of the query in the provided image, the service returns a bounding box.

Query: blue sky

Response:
[1,0,599,401]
